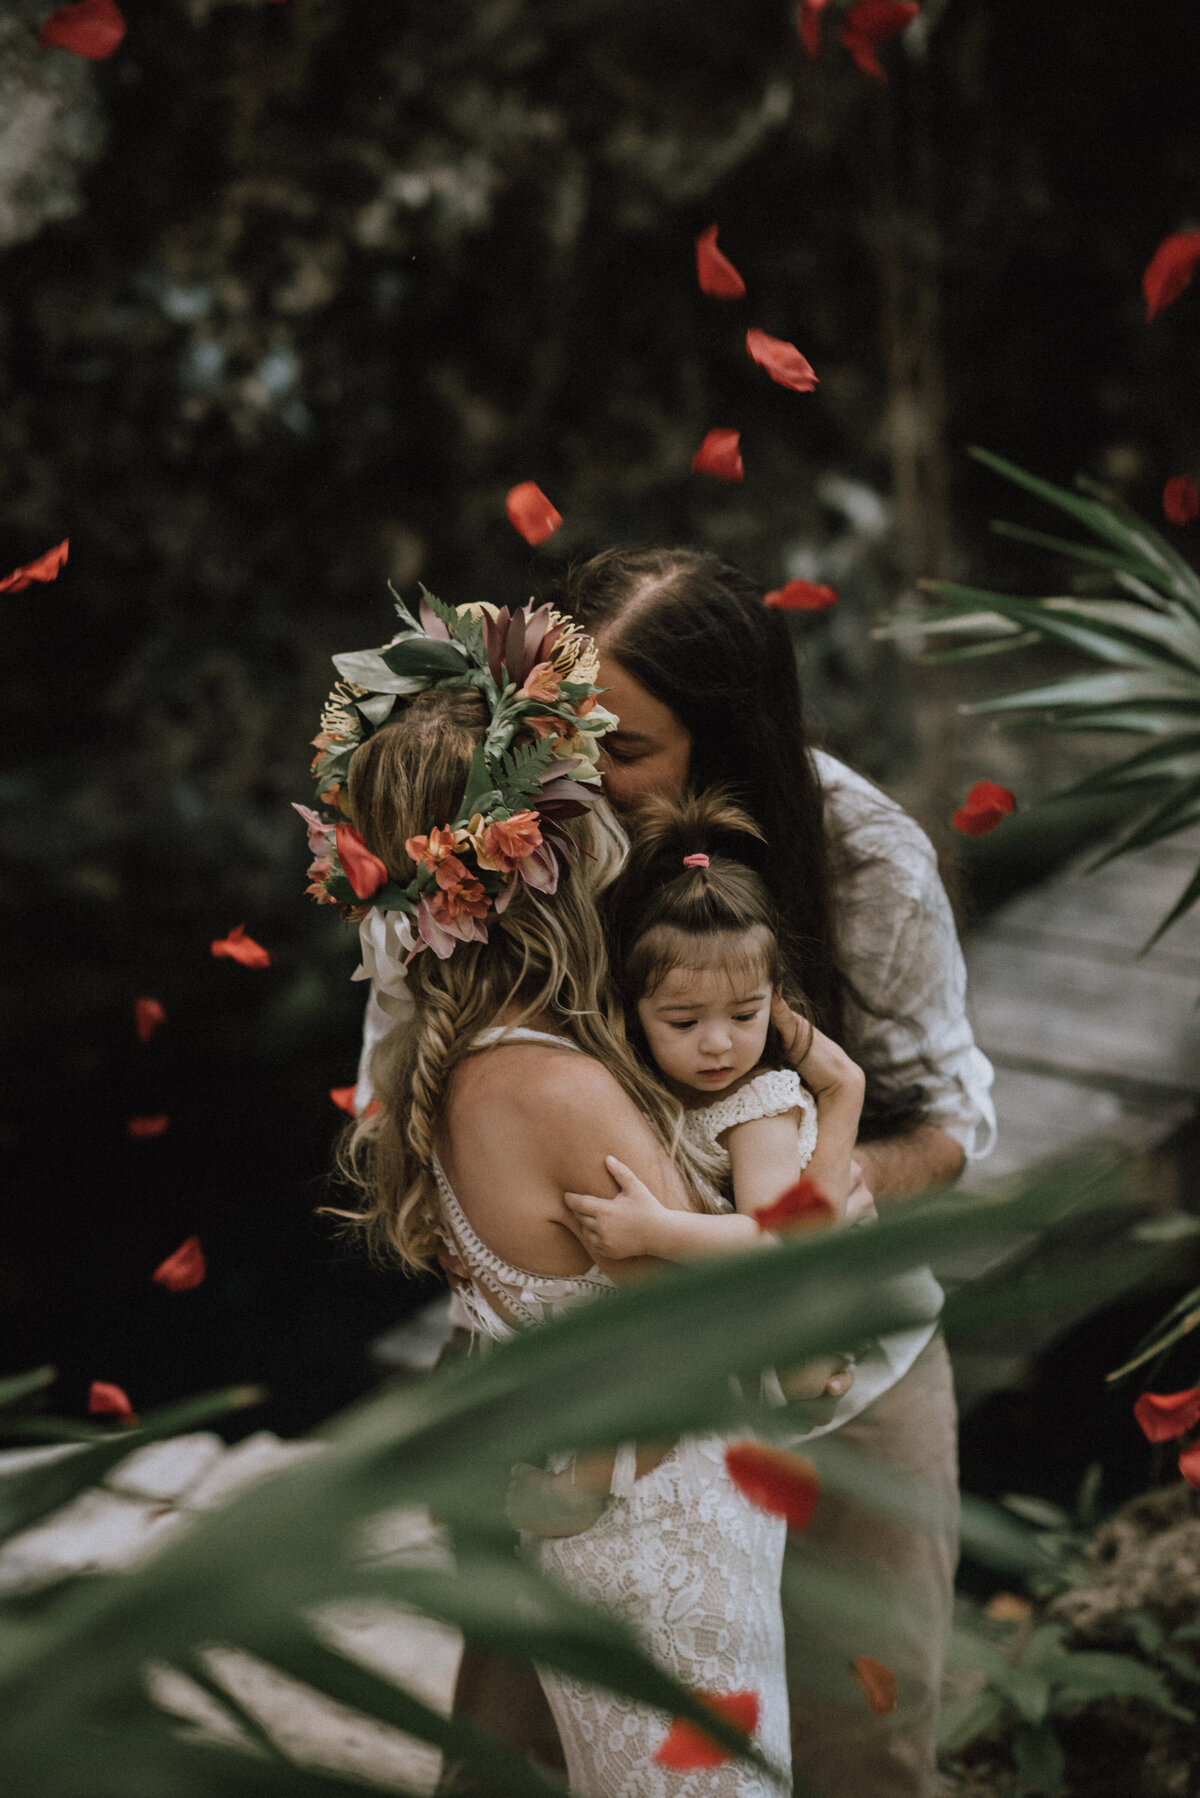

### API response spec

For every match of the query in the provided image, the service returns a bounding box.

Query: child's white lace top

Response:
[680,1067,818,1174]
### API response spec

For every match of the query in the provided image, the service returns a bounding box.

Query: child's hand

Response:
[564,1155,669,1261]
[777,1355,856,1402]
[771,994,865,1107]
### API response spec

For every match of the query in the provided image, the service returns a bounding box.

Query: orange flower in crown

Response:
[405,824,468,871]
[518,661,562,705]
[472,810,543,874]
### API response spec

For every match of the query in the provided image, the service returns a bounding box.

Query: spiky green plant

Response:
[0,1156,1162,1796]
[915,447,1200,950]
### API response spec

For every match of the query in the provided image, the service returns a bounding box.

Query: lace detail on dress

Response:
[681,1068,818,1177]
[535,1436,789,1797]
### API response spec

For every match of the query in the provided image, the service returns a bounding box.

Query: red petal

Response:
[839,0,919,81]
[88,1380,136,1420]
[695,225,746,300]
[152,1235,206,1292]
[691,428,744,483]
[754,1176,835,1232]
[1163,476,1199,526]
[126,1114,170,1140]
[210,924,272,968]
[0,538,69,594]
[746,328,818,393]
[505,482,563,546]
[849,1656,898,1715]
[796,0,830,60]
[330,1085,358,1116]
[134,996,166,1045]
[764,579,838,611]
[363,1098,382,1119]
[336,822,389,900]
[38,0,126,59]
[1133,1388,1200,1443]
[1179,1440,1200,1490]
[1143,232,1200,322]
[654,1691,760,1771]
[952,780,1016,837]
[725,1441,821,1530]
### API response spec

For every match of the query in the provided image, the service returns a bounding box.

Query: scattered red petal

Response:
[796,0,830,60]
[691,428,744,483]
[210,923,271,968]
[126,1114,169,1140]
[330,1084,358,1115]
[1143,232,1200,322]
[1134,1388,1200,1444]
[695,225,746,301]
[88,1380,136,1421]
[38,0,126,59]
[1163,476,1199,526]
[746,328,818,393]
[839,0,919,81]
[725,1441,821,1531]
[336,822,389,900]
[764,579,838,611]
[152,1235,206,1292]
[654,1691,760,1771]
[1180,1440,1200,1491]
[363,1099,382,1119]
[134,996,167,1044]
[505,482,563,546]
[952,780,1016,837]
[0,538,69,594]
[849,1656,898,1715]
[754,1177,835,1232]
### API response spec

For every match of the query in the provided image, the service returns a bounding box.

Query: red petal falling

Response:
[654,1691,760,1771]
[754,1177,835,1232]
[746,328,818,393]
[38,0,126,59]
[152,1235,207,1292]
[210,924,271,968]
[952,780,1016,837]
[695,225,747,300]
[849,1656,899,1715]
[1143,232,1200,322]
[330,1085,358,1116]
[505,482,563,546]
[0,539,69,593]
[839,0,919,81]
[1179,1440,1200,1490]
[691,429,744,483]
[725,1441,821,1531]
[796,0,830,60]
[764,580,838,611]
[134,996,166,1044]
[1163,476,1199,526]
[1133,1388,1200,1443]
[126,1115,169,1140]
[88,1380,136,1420]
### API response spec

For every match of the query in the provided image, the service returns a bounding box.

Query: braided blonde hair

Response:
[331,689,725,1272]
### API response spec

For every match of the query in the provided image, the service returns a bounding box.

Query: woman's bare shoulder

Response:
[451,1040,629,1118]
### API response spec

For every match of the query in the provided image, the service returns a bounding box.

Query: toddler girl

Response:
[563,792,865,1396]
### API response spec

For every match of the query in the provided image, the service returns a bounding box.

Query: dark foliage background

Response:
[3,0,1200,1432]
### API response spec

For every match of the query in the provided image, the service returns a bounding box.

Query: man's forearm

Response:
[854,1123,965,1205]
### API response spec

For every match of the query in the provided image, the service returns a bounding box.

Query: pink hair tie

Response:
[682,853,710,869]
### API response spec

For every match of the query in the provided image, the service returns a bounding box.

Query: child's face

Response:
[636,959,772,1100]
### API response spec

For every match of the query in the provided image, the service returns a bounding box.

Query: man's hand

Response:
[844,1157,879,1226]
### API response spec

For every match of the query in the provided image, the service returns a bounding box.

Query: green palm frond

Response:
[0,1157,1160,1795]
[913,448,1200,949]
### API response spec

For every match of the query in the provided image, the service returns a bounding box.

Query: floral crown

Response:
[295,586,617,961]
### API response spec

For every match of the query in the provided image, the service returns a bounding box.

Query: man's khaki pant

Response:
[439,1334,958,1798]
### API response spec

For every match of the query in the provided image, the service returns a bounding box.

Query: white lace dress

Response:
[432,1028,791,1798]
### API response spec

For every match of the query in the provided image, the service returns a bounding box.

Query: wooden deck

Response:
[960,823,1200,1191]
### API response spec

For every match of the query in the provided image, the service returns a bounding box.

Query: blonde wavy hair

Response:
[330,687,725,1272]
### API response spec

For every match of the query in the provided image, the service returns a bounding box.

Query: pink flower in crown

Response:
[305,857,337,904]
[494,841,560,912]
[292,802,333,858]
[406,823,467,872]
[473,810,544,873]
[518,661,562,705]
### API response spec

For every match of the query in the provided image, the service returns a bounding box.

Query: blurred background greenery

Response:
[4,0,1200,1433]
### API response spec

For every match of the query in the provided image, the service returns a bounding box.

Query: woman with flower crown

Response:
[303,591,798,1796]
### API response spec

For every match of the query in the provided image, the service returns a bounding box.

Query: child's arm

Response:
[563,1155,763,1262]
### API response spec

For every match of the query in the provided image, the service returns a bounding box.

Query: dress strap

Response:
[471,1025,584,1051]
